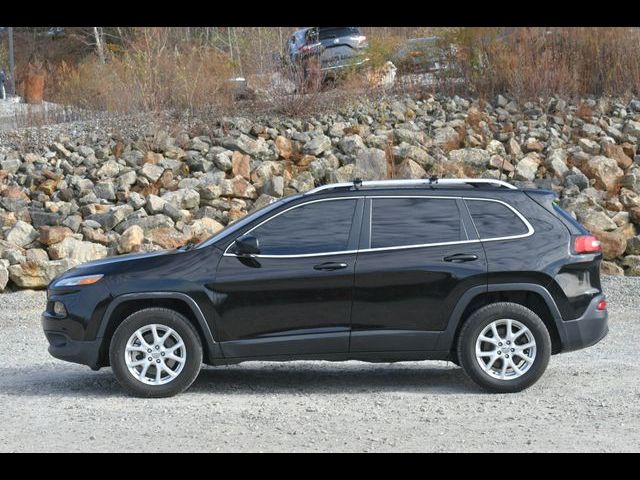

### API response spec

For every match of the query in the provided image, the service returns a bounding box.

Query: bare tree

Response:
[93,27,106,63]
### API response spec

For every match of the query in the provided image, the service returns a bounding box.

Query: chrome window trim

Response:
[222,195,534,258]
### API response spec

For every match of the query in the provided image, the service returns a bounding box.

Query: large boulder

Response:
[448,148,490,171]
[48,237,108,263]
[8,259,79,289]
[5,221,38,247]
[118,225,145,254]
[583,156,623,191]
[353,148,389,180]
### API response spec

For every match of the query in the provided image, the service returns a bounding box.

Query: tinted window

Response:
[371,198,463,248]
[467,200,529,239]
[316,27,361,41]
[250,200,357,255]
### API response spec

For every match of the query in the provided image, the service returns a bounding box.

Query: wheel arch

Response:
[441,283,567,355]
[97,292,221,367]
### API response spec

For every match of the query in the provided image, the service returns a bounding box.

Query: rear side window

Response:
[371,198,463,249]
[250,199,357,255]
[316,27,361,40]
[466,199,530,239]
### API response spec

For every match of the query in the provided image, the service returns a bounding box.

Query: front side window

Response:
[248,199,357,256]
[370,198,463,249]
[466,199,530,239]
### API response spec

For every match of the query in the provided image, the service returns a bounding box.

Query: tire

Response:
[109,308,203,398]
[457,302,551,393]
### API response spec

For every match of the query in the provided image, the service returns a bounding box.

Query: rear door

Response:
[350,195,487,352]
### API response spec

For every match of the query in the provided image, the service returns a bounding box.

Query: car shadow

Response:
[0,361,477,398]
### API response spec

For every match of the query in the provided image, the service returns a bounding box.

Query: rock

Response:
[118,225,144,254]
[289,171,315,192]
[578,138,600,155]
[231,152,251,180]
[94,181,116,201]
[395,159,427,179]
[146,194,167,214]
[161,188,200,210]
[303,135,332,156]
[148,227,187,250]
[224,134,269,157]
[626,236,640,255]
[48,237,109,263]
[433,126,461,151]
[39,179,59,196]
[353,148,389,180]
[6,221,38,247]
[600,260,624,276]
[524,138,545,153]
[275,136,293,160]
[0,263,8,291]
[213,152,233,172]
[141,163,165,182]
[26,248,49,263]
[251,194,278,212]
[394,128,427,146]
[623,255,640,275]
[623,120,640,138]
[448,148,490,171]
[231,176,258,199]
[546,149,569,179]
[8,258,79,289]
[189,218,224,242]
[39,226,73,246]
[338,135,366,156]
[514,154,541,181]
[261,176,284,197]
[579,210,618,232]
[592,227,628,260]
[602,142,633,170]
[583,156,624,191]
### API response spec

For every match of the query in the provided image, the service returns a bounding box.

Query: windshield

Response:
[196,194,301,249]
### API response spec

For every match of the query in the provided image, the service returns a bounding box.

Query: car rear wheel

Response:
[457,302,551,393]
[109,308,203,398]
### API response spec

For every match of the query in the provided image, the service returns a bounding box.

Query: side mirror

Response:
[234,235,260,256]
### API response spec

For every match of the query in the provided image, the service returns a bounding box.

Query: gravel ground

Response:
[0,276,638,452]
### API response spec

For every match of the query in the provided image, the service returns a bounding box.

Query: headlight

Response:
[54,274,104,288]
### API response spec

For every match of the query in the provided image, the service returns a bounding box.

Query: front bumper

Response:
[558,294,609,353]
[42,313,103,370]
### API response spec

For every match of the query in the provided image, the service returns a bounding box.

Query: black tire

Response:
[109,308,203,398]
[457,302,551,393]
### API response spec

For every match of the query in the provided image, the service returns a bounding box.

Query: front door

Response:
[350,196,488,352]
[213,197,364,358]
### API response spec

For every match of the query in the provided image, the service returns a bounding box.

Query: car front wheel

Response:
[457,302,551,393]
[109,308,203,398]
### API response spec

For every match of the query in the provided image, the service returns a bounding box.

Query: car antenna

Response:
[353,178,363,190]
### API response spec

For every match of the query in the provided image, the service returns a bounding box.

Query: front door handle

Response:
[313,262,348,271]
[443,253,479,263]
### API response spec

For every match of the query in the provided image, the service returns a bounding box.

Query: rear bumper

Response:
[558,294,608,353]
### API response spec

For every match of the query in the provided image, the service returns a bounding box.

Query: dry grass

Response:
[439,27,640,99]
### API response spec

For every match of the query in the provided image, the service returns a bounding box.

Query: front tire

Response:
[109,308,203,398]
[457,302,551,393]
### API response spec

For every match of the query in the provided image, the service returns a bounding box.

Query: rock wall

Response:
[1,94,640,290]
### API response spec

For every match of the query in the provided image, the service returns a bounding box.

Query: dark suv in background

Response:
[286,27,369,77]
[42,178,608,397]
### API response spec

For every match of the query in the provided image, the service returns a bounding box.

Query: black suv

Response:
[42,178,608,397]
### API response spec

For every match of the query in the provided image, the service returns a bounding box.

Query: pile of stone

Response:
[1,93,640,291]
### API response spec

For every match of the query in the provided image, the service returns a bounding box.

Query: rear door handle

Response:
[443,253,479,263]
[314,262,348,271]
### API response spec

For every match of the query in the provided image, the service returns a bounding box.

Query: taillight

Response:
[596,300,607,311]
[573,235,602,254]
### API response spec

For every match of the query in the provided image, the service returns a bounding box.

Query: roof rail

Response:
[305,178,517,195]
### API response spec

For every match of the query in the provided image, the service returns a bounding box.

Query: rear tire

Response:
[457,302,551,393]
[109,308,203,398]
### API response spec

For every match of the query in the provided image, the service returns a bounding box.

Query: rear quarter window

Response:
[466,199,530,239]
